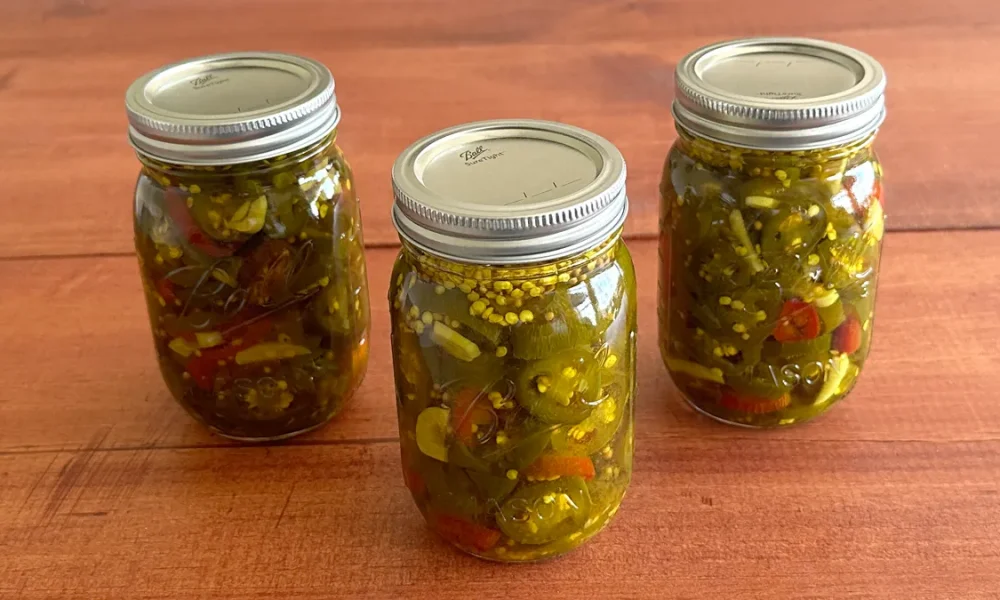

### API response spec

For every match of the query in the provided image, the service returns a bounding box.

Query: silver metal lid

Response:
[673,37,886,150]
[391,119,628,265]
[125,52,340,165]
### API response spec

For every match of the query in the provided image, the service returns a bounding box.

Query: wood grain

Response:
[1,0,999,258]
[2,232,999,454]
[2,436,999,598]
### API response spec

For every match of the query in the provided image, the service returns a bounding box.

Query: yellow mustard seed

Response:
[713,347,724,357]
[496,296,507,307]
[562,366,578,379]
[742,333,751,341]
[557,273,571,283]
[511,289,524,299]
[775,169,787,181]
[756,310,768,321]
[519,310,534,323]
[189,184,201,194]
[481,306,494,319]
[544,311,555,321]
[496,346,508,358]
[458,284,472,294]
[421,312,434,325]
[434,285,446,295]
[719,296,732,306]
[808,254,821,266]
[467,292,480,302]
[494,281,512,291]
[504,312,519,325]
[807,205,821,218]
[470,300,486,316]
[489,314,504,324]
[735,247,748,257]
[529,287,543,297]
[733,323,747,333]
[412,322,425,335]
[604,354,618,369]
[506,469,518,480]
[444,281,456,289]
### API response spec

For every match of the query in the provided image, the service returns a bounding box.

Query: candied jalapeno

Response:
[389,118,636,562]
[129,53,370,440]
[659,39,885,428]
[391,237,636,561]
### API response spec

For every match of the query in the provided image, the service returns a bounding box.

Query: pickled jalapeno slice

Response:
[391,236,636,561]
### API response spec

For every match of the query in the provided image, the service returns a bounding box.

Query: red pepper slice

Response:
[156,279,177,305]
[773,299,821,342]
[719,388,791,415]
[832,313,862,354]
[524,455,596,481]
[432,514,502,552]
[184,318,273,390]
[451,388,494,447]
[164,190,235,258]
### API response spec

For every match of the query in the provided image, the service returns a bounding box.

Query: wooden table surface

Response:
[2,1,999,598]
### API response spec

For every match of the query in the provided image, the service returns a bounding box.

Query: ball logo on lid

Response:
[460,145,488,161]
[190,73,227,90]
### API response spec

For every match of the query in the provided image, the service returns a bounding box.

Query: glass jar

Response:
[126,53,370,441]
[659,38,886,427]
[388,120,637,561]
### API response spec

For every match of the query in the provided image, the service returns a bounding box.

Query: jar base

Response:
[206,416,334,443]
[428,495,626,564]
[679,392,832,429]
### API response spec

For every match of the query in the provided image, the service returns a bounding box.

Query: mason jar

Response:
[126,52,370,441]
[388,120,637,561]
[659,38,886,427]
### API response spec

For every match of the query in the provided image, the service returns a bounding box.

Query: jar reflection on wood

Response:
[389,120,637,561]
[659,38,886,427]
[127,53,370,441]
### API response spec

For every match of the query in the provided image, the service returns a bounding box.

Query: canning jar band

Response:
[672,102,885,153]
[137,130,340,177]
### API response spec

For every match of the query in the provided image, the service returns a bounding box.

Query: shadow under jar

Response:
[659,38,887,428]
[389,120,637,562]
[126,53,370,441]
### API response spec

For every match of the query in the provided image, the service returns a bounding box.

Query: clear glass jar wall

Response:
[134,133,370,440]
[390,233,637,561]
[658,128,884,427]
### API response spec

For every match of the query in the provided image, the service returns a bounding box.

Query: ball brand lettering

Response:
[460,145,489,161]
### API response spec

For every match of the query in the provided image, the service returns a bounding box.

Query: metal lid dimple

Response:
[673,37,887,150]
[391,119,628,265]
[125,52,340,165]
